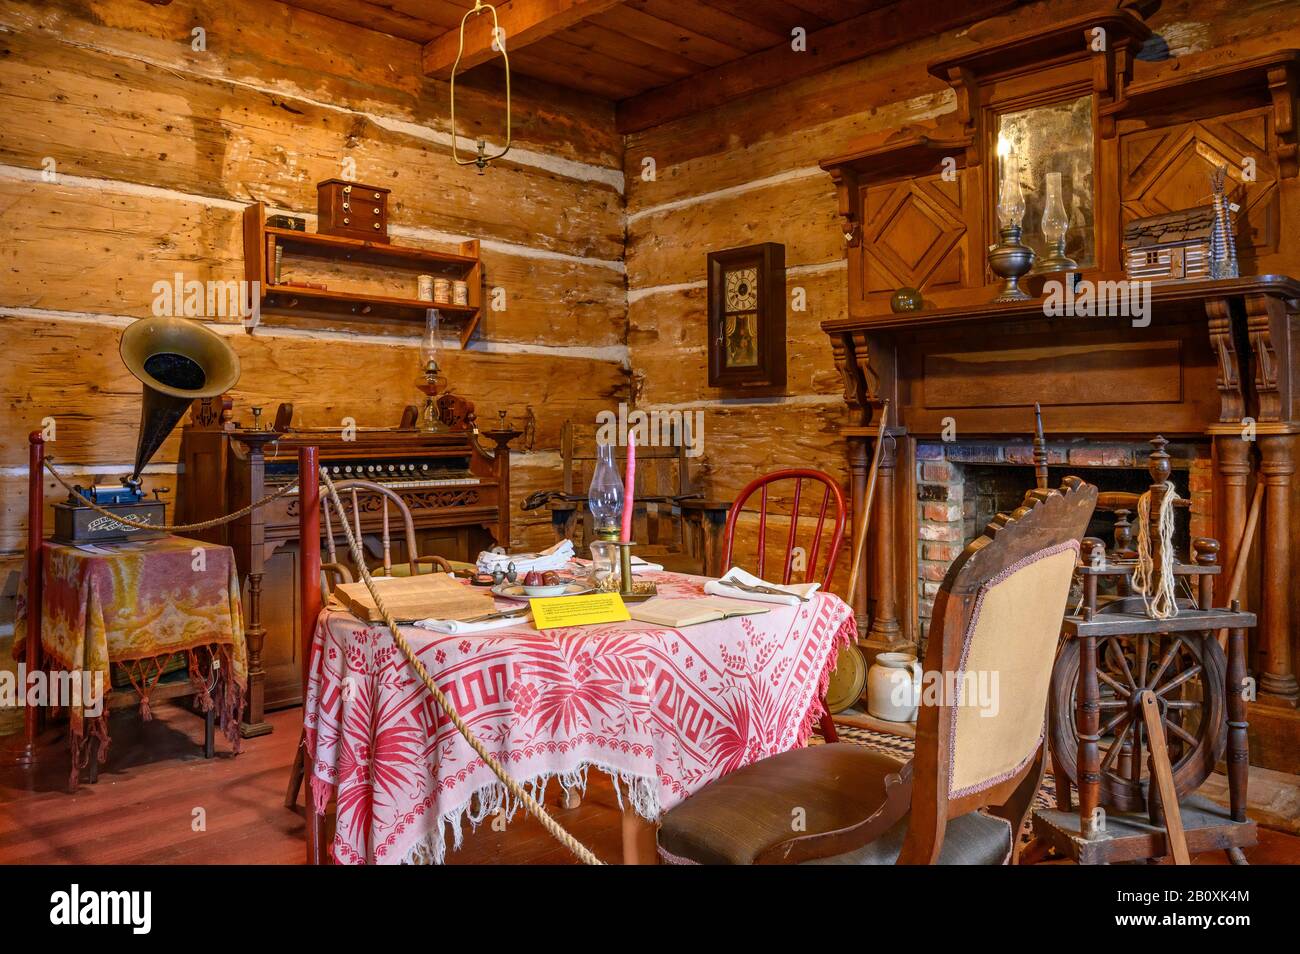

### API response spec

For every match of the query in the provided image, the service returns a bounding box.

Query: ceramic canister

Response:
[417,274,434,302]
[433,277,452,304]
[453,280,470,306]
[867,651,922,723]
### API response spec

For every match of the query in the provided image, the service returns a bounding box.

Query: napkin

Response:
[476,539,575,575]
[703,567,820,606]
[630,556,664,574]
[413,612,530,635]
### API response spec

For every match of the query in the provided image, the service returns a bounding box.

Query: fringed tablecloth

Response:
[13,535,247,787]
[303,571,855,864]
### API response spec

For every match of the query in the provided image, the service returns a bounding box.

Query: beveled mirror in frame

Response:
[996,94,1096,272]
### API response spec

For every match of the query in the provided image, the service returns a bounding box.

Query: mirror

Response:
[996,94,1096,269]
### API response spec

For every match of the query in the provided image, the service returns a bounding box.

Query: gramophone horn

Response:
[119,316,241,489]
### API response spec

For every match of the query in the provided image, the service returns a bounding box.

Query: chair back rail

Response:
[316,477,452,590]
[900,477,1097,864]
[720,469,846,589]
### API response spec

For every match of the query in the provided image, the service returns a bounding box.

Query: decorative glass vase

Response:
[588,443,624,540]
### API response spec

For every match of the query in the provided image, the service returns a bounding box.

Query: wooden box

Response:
[316,179,390,243]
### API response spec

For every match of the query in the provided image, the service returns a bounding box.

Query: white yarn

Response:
[1131,481,1180,619]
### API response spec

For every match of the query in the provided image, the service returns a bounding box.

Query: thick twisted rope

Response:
[1131,481,1180,620]
[43,459,298,533]
[317,466,604,865]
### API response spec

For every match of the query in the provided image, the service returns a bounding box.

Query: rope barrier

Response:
[43,459,299,533]
[317,466,605,866]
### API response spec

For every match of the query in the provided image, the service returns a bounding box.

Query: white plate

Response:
[491,581,594,600]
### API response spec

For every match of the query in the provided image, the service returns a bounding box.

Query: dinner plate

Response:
[491,581,594,600]
[825,644,867,713]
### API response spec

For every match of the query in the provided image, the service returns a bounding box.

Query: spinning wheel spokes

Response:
[1050,631,1226,814]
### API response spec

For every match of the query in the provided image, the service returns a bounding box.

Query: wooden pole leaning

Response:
[846,401,890,608]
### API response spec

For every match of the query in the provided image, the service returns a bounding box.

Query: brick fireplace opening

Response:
[914,438,1213,637]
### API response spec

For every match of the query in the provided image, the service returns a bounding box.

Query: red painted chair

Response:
[720,469,848,742]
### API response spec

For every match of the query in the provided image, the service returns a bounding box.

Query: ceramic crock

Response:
[867,651,922,723]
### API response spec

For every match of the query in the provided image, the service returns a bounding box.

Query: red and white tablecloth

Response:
[303,571,855,864]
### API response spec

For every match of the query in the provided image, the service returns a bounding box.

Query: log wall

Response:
[0,0,629,646]
[621,0,1300,596]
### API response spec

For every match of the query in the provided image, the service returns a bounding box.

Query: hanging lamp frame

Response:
[449,1,512,172]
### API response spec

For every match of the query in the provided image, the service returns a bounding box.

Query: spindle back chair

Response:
[720,469,847,742]
[319,478,452,589]
[720,469,847,589]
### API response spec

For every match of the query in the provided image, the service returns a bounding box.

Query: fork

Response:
[460,607,531,624]
[722,579,810,603]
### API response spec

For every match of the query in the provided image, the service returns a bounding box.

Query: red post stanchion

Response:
[296,446,324,864]
[16,431,45,765]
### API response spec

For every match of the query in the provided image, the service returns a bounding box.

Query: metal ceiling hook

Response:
[449,1,512,173]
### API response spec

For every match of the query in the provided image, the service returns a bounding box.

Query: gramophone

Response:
[52,316,241,544]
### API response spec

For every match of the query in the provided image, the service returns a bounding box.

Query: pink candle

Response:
[620,434,636,543]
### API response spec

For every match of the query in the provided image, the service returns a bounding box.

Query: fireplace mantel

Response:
[822,274,1300,773]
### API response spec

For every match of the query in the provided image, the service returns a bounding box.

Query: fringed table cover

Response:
[13,535,248,787]
[303,571,855,864]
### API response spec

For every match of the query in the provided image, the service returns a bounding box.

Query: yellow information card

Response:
[530,592,630,630]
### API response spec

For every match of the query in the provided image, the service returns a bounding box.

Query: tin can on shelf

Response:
[453,279,470,306]
[433,277,452,304]
[417,274,434,302]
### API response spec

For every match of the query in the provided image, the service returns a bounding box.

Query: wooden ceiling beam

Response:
[422,0,628,79]
[615,0,1026,133]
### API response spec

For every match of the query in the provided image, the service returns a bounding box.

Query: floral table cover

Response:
[13,535,247,785]
[303,570,856,864]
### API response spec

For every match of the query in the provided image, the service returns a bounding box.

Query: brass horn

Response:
[119,316,240,494]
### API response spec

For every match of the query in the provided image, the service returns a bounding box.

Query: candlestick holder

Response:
[609,540,657,601]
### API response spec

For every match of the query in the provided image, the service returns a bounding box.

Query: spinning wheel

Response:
[1049,623,1226,814]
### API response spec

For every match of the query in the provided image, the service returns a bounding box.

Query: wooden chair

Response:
[543,420,731,574]
[284,478,450,818]
[318,479,453,588]
[720,468,847,743]
[656,477,1097,864]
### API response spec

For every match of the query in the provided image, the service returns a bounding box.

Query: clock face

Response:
[723,266,759,368]
[725,267,758,311]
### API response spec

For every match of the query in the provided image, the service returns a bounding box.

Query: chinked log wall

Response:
[0,0,631,682]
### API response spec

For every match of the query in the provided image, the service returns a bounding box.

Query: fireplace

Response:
[913,438,1212,636]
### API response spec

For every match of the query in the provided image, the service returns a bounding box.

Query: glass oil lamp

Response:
[988,146,1035,302]
[1035,171,1078,273]
[417,308,449,434]
[588,442,624,542]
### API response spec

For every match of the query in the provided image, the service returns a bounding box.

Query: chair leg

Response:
[819,703,839,743]
[307,803,327,865]
[1225,847,1249,865]
[285,731,306,809]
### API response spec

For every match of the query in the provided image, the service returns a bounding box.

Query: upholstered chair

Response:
[657,477,1097,865]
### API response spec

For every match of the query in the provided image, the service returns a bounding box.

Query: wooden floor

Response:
[2,703,1298,865]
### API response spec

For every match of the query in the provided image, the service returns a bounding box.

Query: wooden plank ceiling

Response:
[275,0,1022,131]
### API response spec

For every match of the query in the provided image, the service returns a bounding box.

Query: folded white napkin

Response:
[703,567,820,606]
[476,540,574,575]
[413,612,530,635]
[630,556,664,574]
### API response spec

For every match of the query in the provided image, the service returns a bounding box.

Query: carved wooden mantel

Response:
[818,5,1300,772]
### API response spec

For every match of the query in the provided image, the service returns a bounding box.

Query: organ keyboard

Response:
[176,397,519,733]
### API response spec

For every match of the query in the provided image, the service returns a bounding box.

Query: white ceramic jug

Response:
[867,652,922,723]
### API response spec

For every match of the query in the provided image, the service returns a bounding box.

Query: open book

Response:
[630,596,771,628]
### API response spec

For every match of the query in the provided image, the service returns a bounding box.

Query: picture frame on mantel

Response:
[706,242,786,391]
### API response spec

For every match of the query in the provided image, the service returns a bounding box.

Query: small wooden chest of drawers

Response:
[317,179,391,243]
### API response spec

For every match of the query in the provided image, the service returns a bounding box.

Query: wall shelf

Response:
[242,202,484,345]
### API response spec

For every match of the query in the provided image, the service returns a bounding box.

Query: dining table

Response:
[302,568,856,864]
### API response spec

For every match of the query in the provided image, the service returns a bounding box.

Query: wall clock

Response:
[706,243,786,390]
